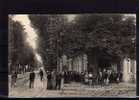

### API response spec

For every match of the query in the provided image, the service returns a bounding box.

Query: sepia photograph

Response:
[8,14,136,97]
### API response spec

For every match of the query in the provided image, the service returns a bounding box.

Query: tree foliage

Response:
[67,14,136,59]
[29,14,67,66]
[29,14,136,69]
[9,18,36,72]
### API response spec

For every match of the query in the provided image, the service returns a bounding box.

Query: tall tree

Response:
[29,15,67,69]
[8,18,37,73]
[72,14,135,59]
[62,14,135,73]
[29,14,136,73]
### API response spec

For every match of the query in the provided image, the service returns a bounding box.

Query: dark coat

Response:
[30,72,35,81]
[39,70,43,77]
[47,72,51,80]
[56,73,61,82]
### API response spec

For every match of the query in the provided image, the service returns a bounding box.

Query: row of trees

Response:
[29,15,67,70]
[72,14,135,73]
[8,17,37,74]
[8,14,136,73]
[64,14,135,59]
[29,14,136,72]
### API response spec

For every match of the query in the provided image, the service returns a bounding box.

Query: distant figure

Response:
[105,70,110,86]
[102,69,107,86]
[55,72,62,90]
[116,72,120,83]
[51,70,56,90]
[92,74,96,87]
[47,71,52,89]
[98,70,103,87]
[61,71,65,90]
[64,71,68,83]
[67,71,70,83]
[69,71,72,82]
[29,71,35,88]
[39,69,44,81]
[109,71,114,83]
[113,72,118,83]
[118,71,123,82]
[81,72,85,83]
[84,72,89,84]
[88,72,93,87]
[77,72,80,82]
[11,71,17,88]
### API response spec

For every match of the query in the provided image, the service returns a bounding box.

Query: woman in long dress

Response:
[34,71,43,89]
[51,71,56,90]
[84,72,89,84]
[41,68,47,89]
[35,68,47,89]
[61,71,64,89]
[60,71,65,94]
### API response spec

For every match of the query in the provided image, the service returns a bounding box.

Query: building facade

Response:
[123,58,136,83]
[58,54,88,73]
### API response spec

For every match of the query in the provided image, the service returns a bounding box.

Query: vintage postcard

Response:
[8,14,136,97]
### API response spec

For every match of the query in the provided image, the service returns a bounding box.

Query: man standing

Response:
[47,71,52,89]
[98,70,103,87]
[11,71,17,88]
[81,72,85,83]
[55,72,61,90]
[39,69,44,81]
[119,71,123,82]
[29,70,35,88]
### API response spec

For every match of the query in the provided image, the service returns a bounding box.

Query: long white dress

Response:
[61,78,64,89]
[34,69,48,89]
[34,72,43,89]
[41,69,47,89]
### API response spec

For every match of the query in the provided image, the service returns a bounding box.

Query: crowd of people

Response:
[82,69,123,87]
[45,68,123,89]
[11,68,123,90]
